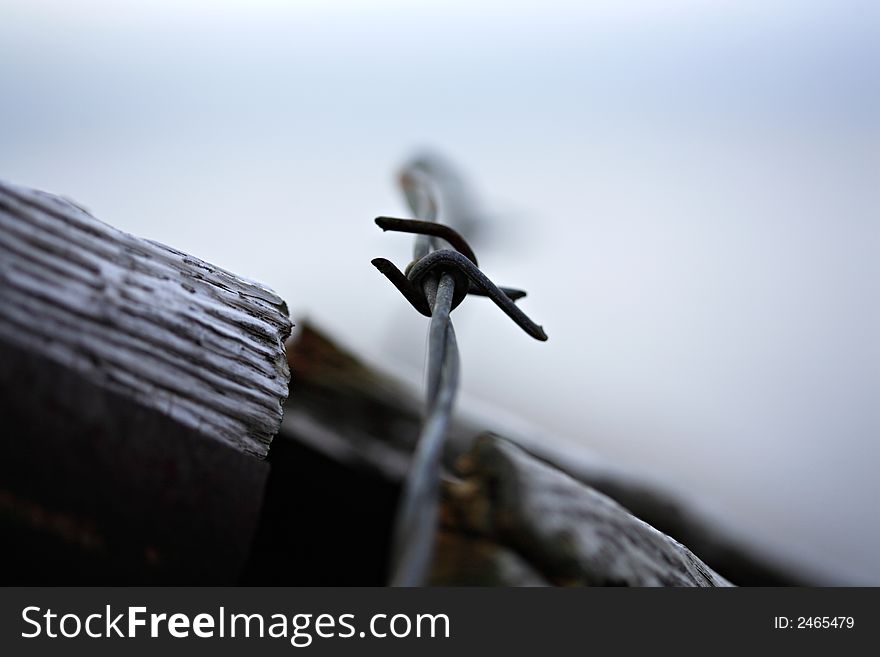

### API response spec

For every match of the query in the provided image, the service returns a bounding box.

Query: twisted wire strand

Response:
[384,163,546,585]
[388,171,461,587]
[389,273,459,586]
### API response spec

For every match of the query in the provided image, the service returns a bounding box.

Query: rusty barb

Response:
[372,158,547,587]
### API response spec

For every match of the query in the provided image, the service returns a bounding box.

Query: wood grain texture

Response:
[446,435,733,587]
[281,322,804,585]
[0,179,291,458]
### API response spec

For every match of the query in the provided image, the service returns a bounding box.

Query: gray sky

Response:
[1,0,877,581]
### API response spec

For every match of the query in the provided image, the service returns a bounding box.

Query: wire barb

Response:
[375,217,479,266]
[376,160,547,586]
[372,219,544,338]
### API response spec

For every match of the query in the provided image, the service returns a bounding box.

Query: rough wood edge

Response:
[0,179,292,457]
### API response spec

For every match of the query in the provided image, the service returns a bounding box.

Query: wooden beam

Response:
[0,180,292,582]
[444,435,732,586]
[280,321,805,585]
[0,180,291,458]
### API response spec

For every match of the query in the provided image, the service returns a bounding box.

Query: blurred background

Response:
[0,0,876,582]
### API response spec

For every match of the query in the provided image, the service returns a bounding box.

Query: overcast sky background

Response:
[1,0,877,582]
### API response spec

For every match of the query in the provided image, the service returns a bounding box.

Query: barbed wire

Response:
[372,162,547,587]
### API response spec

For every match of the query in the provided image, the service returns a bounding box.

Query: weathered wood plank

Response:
[428,531,550,586]
[0,340,269,583]
[0,180,292,457]
[445,435,733,587]
[280,322,803,585]
[0,179,293,582]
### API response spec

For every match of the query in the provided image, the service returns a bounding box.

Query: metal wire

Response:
[378,162,546,586]
[388,170,458,587]
[388,272,459,586]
